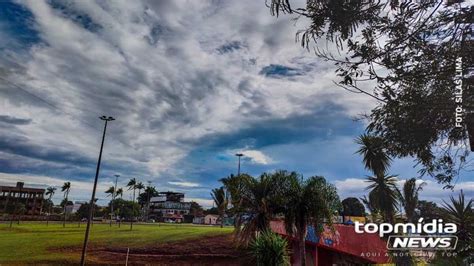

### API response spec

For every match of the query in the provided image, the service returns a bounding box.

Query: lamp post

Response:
[235,153,243,177]
[80,116,115,266]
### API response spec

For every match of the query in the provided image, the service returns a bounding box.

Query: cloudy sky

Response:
[0,0,472,208]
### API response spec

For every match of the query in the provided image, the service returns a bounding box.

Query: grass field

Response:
[0,222,233,263]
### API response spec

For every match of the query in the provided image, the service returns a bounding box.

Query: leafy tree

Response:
[211,187,228,228]
[399,178,426,222]
[116,188,123,199]
[61,182,71,227]
[341,197,365,217]
[414,200,442,221]
[356,134,392,177]
[106,199,140,220]
[76,202,100,219]
[282,174,340,266]
[250,230,290,266]
[204,207,219,215]
[190,201,204,216]
[268,0,474,186]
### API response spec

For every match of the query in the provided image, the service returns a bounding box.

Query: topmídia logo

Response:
[355,218,458,250]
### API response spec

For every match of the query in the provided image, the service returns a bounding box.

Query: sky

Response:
[0,0,472,208]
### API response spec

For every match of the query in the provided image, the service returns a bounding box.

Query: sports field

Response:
[0,222,236,264]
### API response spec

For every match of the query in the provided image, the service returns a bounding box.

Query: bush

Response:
[249,230,290,266]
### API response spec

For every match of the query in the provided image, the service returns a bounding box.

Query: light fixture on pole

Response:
[235,153,243,177]
[80,116,115,266]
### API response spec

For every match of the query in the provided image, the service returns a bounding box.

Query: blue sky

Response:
[0,0,472,207]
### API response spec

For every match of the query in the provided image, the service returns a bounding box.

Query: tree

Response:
[341,197,365,217]
[366,174,399,223]
[440,190,473,261]
[400,178,426,222]
[190,201,204,216]
[211,187,228,228]
[356,134,392,177]
[268,0,473,186]
[127,178,137,230]
[236,172,288,245]
[414,200,442,221]
[61,182,71,227]
[136,182,145,205]
[45,186,56,226]
[357,134,399,222]
[116,188,123,199]
[138,185,158,220]
[282,174,341,266]
[250,230,290,266]
[220,173,253,228]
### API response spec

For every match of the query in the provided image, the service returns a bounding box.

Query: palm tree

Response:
[400,178,426,222]
[356,134,392,177]
[366,174,399,223]
[356,134,398,223]
[441,190,473,259]
[236,171,289,245]
[61,182,71,227]
[220,174,252,228]
[45,186,56,226]
[135,182,145,219]
[282,174,340,266]
[211,187,228,228]
[105,186,116,226]
[116,188,123,199]
[144,185,157,220]
[127,178,137,230]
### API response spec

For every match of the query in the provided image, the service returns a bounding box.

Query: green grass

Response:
[0,222,233,263]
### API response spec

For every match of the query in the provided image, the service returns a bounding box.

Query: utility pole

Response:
[80,116,115,266]
[235,153,243,177]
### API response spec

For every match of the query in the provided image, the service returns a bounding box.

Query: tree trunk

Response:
[298,225,308,266]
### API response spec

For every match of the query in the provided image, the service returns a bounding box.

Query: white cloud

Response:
[168,181,200,188]
[241,149,274,165]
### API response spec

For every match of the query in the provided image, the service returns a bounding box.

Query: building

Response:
[204,214,219,225]
[193,216,205,224]
[65,201,86,214]
[0,182,45,215]
[149,191,191,223]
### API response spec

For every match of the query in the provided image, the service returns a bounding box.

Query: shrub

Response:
[249,230,290,266]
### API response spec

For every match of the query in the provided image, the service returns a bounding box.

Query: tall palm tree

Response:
[45,186,56,226]
[144,186,157,220]
[135,182,145,219]
[211,187,228,228]
[127,178,137,230]
[441,190,473,259]
[366,174,399,223]
[357,134,398,223]
[282,174,341,266]
[61,182,71,227]
[105,186,116,226]
[400,178,426,222]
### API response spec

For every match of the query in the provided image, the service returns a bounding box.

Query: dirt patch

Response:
[52,234,251,265]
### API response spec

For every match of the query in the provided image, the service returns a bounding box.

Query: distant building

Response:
[193,216,205,224]
[0,182,45,215]
[149,192,191,223]
[204,214,219,225]
[65,201,86,214]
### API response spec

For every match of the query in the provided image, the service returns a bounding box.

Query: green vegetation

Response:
[0,222,232,263]
[250,230,290,266]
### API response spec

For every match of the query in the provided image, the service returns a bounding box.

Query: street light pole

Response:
[235,153,243,177]
[80,116,115,266]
